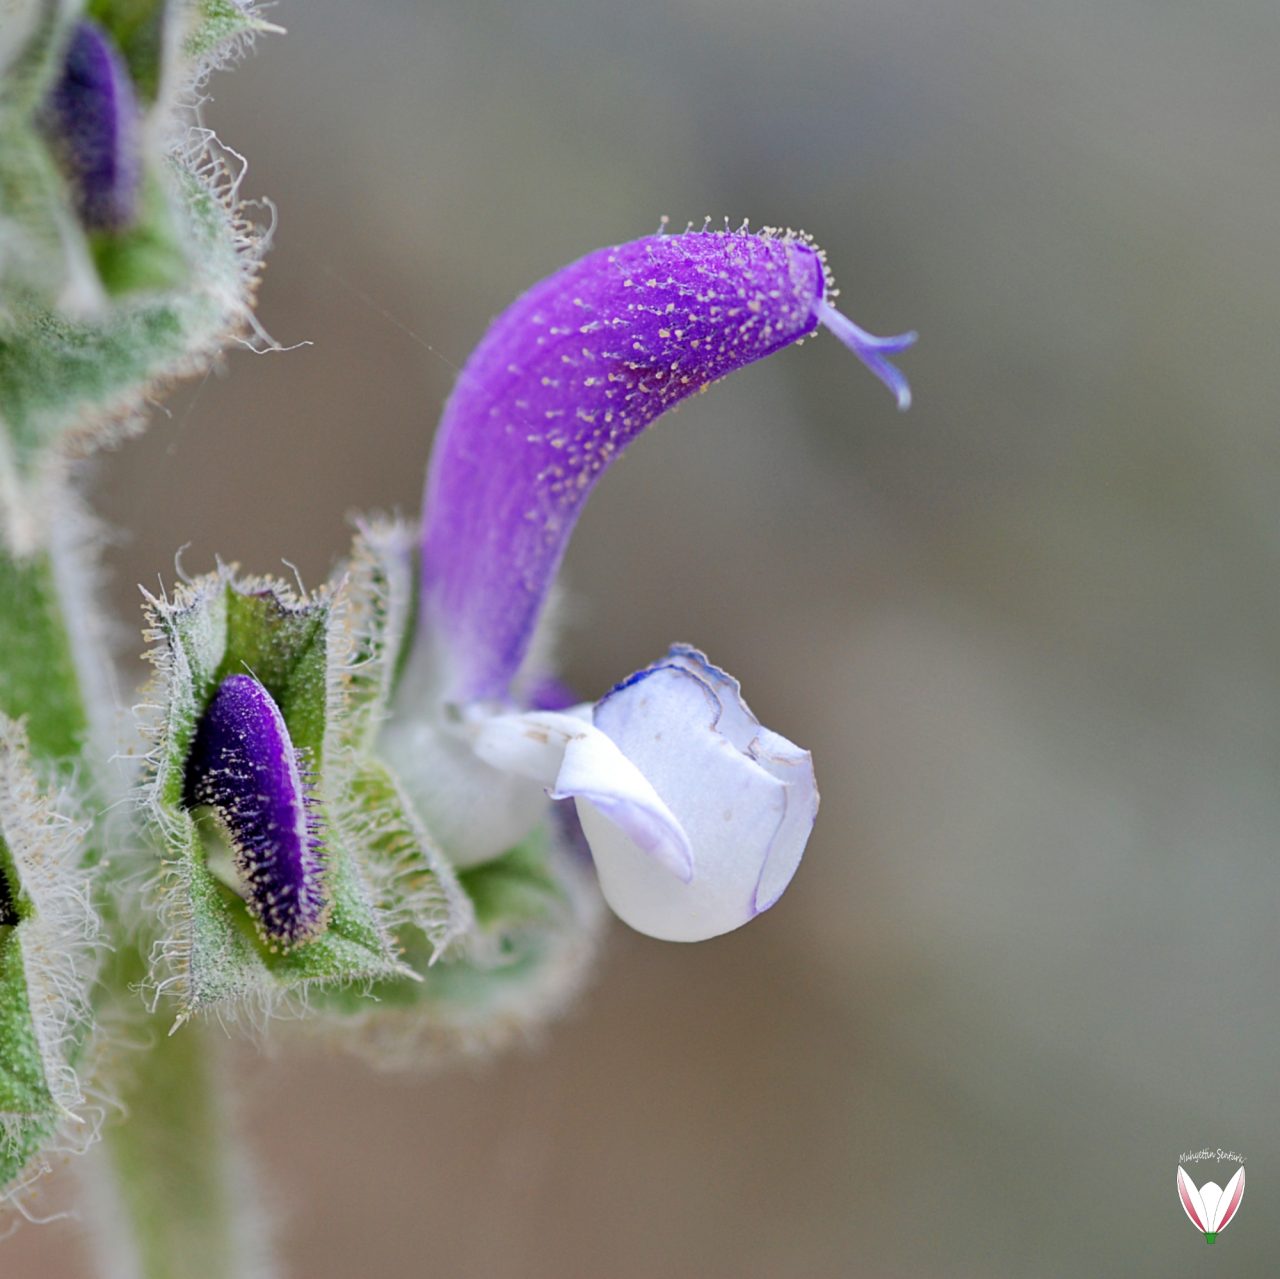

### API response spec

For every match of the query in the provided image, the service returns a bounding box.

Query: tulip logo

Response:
[1177,1165,1245,1244]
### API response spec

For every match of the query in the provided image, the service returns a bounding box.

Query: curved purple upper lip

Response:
[418,229,913,706]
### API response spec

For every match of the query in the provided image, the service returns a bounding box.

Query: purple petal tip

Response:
[42,20,142,233]
[183,674,329,948]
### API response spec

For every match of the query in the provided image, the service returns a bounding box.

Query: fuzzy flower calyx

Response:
[140,534,597,1061]
[140,568,464,1023]
[0,1,279,552]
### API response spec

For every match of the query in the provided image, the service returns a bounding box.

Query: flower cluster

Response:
[143,228,913,1051]
[1,0,918,1242]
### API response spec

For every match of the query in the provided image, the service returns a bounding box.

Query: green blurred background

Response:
[12,0,1280,1274]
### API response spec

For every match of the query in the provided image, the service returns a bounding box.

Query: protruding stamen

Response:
[817,300,916,410]
[183,674,328,949]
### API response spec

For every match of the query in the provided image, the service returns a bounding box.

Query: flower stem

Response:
[0,540,90,765]
[85,1005,274,1279]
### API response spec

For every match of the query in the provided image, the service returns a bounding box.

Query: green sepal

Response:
[155,810,415,1021]
[334,519,417,754]
[90,167,189,297]
[303,825,603,1068]
[0,925,72,1196]
[326,520,472,956]
[0,715,98,1200]
[320,822,575,1023]
[0,1,67,118]
[0,156,259,492]
[0,7,273,542]
[0,9,111,315]
[0,928,51,1119]
[0,1109,57,1200]
[460,835,566,930]
[85,0,284,106]
[344,757,473,959]
[141,568,434,1023]
[281,519,602,1064]
[183,0,284,68]
[0,117,99,322]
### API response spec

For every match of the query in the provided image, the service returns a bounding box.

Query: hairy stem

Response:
[0,541,90,764]
[0,475,119,789]
[84,1006,274,1279]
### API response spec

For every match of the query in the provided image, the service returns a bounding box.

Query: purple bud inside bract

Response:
[183,674,328,948]
[420,230,913,705]
[41,20,142,232]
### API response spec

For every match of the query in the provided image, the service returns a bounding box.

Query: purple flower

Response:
[386,229,913,941]
[41,20,142,233]
[183,674,328,949]
[420,229,914,706]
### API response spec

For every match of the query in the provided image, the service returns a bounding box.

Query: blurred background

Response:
[11,0,1280,1273]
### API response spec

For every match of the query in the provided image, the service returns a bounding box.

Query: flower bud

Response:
[0,3,279,548]
[183,674,329,950]
[139,567,463,1022]
[41,20,142,233]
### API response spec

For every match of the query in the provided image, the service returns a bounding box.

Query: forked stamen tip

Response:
[817,299,916,410]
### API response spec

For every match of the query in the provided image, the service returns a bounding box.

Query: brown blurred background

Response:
[11,0,1280,1274]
